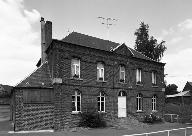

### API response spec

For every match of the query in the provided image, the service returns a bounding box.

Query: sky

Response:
[0,0,192,90]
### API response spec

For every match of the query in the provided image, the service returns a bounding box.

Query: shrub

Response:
[79,112,106,128]
[143,113,162,124]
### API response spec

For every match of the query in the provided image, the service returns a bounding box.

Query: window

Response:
[71,58,80,78]
[152,71,157,85]
[119,65,125,83]
[136,68,142,84]
[118,91,126,96]
[136,93,143,111]
[72,91,81,112]
[97,92,105,112]
[152,95,157,111]
[97,63,104,81]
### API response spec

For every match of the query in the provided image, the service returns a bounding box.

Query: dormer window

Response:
[97,62,104,81]
[119,65,125,83]
[71,58,80,78]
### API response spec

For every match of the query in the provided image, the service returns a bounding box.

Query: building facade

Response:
[12,18,165,131]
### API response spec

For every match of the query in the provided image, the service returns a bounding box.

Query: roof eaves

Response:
[14,86,53,89]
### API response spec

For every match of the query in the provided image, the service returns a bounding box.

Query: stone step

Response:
[113,114,148,129]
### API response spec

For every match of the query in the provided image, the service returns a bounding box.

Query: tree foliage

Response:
[165,84,179,95]
[134,22,167,62]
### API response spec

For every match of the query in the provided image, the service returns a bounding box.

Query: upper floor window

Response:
[71,58,80,78]
[136,68,142,84]
[152,95,157,111]
[136,93,143,111]
[97,62,104,81]
[119,65,125,83]
[97,92,105,112]
[152,71,157,85]
[72,91,81,112]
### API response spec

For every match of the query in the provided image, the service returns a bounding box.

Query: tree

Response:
[165,84,179,95]
[134,22,167,62]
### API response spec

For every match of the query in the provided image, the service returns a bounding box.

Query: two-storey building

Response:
[12,18,165,131]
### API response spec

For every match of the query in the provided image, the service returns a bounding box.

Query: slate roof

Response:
[127,47,155,62]
[62,32,159,63]
[62,32,120,51]
[16,61,52,88]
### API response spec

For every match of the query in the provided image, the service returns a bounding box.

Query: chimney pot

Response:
[40,17,44,22]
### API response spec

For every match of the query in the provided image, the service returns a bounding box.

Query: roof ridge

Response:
[66,31,119,44]
[15,61,49,87]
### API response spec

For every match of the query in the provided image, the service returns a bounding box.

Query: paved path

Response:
[0,122,192,136]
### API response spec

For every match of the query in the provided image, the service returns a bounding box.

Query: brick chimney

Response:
[40,17,52,64]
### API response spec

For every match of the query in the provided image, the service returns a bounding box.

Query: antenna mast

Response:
[98,17,118,40]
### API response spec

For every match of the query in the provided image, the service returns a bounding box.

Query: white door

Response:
[118,96,126,117]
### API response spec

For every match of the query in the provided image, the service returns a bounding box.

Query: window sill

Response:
[71,111,81,114]
[152,85,158,88]
[96,80,107,83]
[118,81,127,84]
[136,110,143,113]
[136,83,143,86]
[98,111,106,114]
[70,77,83,81]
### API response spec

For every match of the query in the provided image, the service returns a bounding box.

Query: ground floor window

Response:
[152,95,157,111]
[97,92,105,112]
[72,91,81,112]
[136,93,143,111]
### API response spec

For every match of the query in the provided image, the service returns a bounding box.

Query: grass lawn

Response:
[1,121,192,136]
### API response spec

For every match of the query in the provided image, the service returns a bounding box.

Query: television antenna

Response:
[97,17,118,40]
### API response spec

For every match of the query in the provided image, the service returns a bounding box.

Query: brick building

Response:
[12,18,165,131]
[183,81,192,92]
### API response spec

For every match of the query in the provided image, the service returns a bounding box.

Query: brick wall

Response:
[14,89,54,131]
[49,40,165,130]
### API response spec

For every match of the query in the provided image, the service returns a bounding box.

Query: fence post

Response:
[168,130,170,136]
[146,134,148,136]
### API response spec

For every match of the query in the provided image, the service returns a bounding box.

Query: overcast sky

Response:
[0,0,192,90]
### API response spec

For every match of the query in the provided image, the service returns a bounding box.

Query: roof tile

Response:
[16,62,52,88]
[62,32,119,51]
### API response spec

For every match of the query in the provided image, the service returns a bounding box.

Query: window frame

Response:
[119,65,125,83]
[136,93,143,112]
[136,68,142,84]
[71,58,80,78]
[97,62,104,81]
[97,92,105,112]
[152,95,157,111]
[72,91,81,113]
[152,71,157,86]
